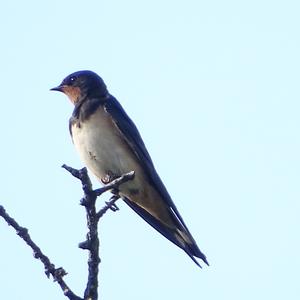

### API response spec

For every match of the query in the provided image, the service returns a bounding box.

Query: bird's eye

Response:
[69,76,77,84]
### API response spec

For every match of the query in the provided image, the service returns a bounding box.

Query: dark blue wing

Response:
[104,96,208,265]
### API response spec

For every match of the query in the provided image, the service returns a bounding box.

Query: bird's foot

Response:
[101,172,119,184]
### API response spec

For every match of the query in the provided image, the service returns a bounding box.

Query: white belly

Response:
[71,108,143,191]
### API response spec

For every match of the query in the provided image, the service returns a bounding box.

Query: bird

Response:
[51,70,208,267]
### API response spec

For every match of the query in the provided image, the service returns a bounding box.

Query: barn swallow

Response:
[51,70,208,267]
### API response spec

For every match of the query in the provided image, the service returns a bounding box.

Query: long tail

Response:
[123,197,209,267]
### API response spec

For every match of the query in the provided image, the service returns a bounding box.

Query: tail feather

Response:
[123,197,208,267]
[176,229,209,266]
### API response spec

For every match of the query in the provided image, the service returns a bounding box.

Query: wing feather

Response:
[104,96,207,263]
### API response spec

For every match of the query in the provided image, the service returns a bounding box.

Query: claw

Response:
[101,172,119,184]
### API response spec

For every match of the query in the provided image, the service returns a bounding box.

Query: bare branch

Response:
[0,165,134,300]
[0,205,82,300]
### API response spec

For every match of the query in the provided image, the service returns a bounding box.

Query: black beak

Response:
[50,85,64,92]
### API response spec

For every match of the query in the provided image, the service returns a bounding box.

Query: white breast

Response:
[71,107,141,183]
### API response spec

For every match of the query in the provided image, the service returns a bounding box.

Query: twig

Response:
[0,205,82,300]
[96,195,120,219]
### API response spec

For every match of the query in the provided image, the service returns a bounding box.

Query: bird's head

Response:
[50,70,108,104]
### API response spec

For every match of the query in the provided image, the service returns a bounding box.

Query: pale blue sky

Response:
[1,1,300,299]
